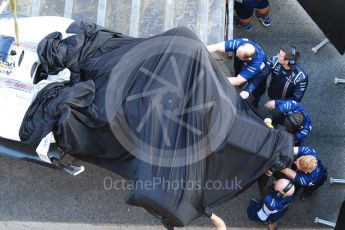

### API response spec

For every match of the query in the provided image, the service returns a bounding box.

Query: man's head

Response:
[278,46,300,68]
[274,178,295,198]
[284,112,304,132]
[294,155,317,173]
[236,43,256,61]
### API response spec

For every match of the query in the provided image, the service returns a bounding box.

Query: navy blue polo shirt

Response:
[225,38,266,80]
[294,146,326,186]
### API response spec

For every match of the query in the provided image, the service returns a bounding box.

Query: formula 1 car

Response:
[0,14,293,228]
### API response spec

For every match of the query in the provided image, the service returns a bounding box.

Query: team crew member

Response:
[207,38,267,108]
[247,178,295,230]
[264,99,311,145]
[280,146,327,200]
[234,0,271,31]
[265,46,308,102]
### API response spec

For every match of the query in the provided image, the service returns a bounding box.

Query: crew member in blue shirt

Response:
[265,46,308,102]
[280,146,327,200]
[247,178,295,230]
[264,99,312,145]
[207,38,268,108]
[245,46,308,102]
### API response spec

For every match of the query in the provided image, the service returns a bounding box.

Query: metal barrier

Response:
[314,217,336,228]
[330,177,345,184]
[334,78,345,85]
[312,38,329,54]
[314,177,344,228]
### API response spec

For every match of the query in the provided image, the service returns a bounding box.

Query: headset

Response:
[286,112,304,131]
[287,46,299,67]
[274,180,294,199]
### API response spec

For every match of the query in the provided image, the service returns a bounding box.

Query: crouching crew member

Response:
[280,146,327,200]
[247,178,295,230]
[264,99,311,145]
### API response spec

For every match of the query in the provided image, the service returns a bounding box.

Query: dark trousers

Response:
[257,174,271,197]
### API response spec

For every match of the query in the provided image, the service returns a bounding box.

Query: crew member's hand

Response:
[240,91,250,99]
[264,100,276,109]
[265,169,273,176]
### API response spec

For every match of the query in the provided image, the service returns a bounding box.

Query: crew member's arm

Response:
[294,114,312,143]
[229,75,247,85]
[291,70,308,102]
[242,59,273,98]
[264,100,276,109]
[275,99,299,113]
[297,146,317,157]
[203,208,227,230]
[210,213,227,230]
[263,100,284,127]
[280,168,297,180]
[207,41,226,53]
[267,99,296,112]
[232,58,266,87]
[280,147,300,179]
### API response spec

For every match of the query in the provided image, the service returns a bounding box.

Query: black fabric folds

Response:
[20,22,293,227]
[37,21,137,83]
[19,81,95,146]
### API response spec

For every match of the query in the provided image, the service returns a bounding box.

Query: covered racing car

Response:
[0,15,293,228]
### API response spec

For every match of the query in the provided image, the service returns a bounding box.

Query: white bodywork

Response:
[0,16,73,142]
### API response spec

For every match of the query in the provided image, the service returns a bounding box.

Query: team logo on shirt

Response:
[294,72,305,85]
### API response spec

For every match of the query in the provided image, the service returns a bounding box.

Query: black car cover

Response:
[19,22,293,227]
